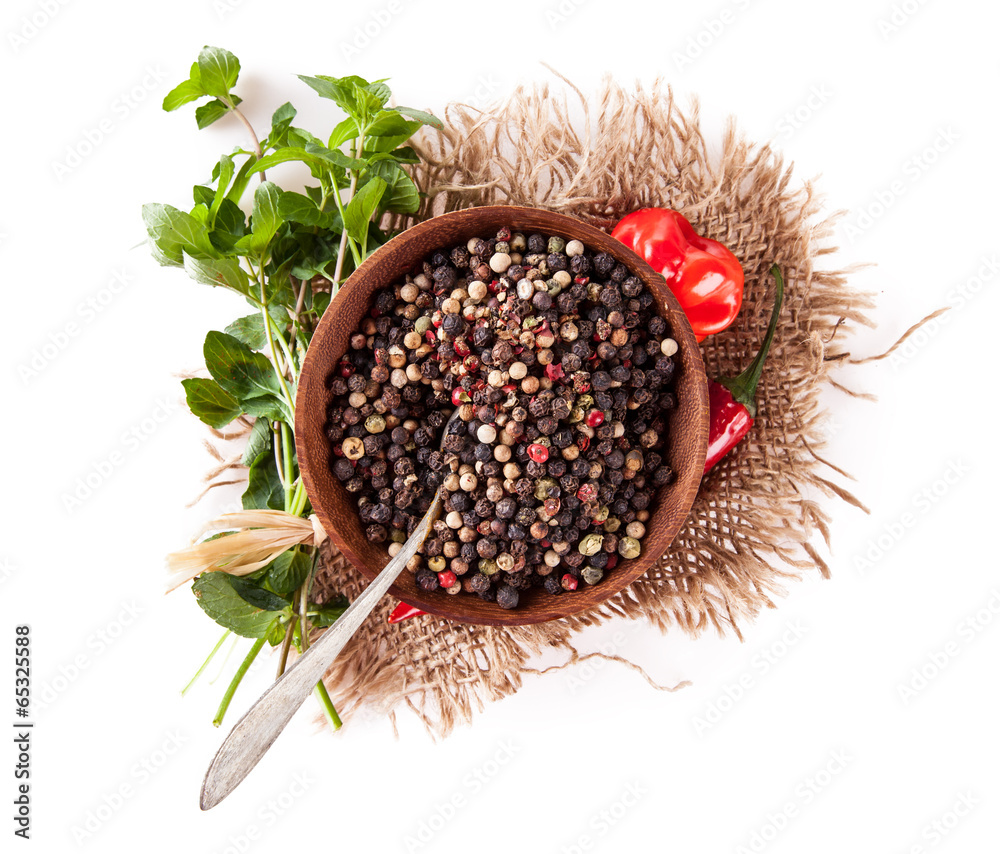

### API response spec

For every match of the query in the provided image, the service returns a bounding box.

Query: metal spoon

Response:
[199,409,459,810]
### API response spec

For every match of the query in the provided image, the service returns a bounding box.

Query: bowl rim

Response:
[296,205,708,626]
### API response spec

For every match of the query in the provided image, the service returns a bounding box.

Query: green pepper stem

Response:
[717,265,784,419]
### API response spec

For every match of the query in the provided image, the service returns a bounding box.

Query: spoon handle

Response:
[199,491,442,810]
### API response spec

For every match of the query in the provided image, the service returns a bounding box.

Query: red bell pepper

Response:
[704,265,784,473]
[611,208,744,342]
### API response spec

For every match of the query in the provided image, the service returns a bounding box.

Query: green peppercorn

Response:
[591,505,610,524]
[547,236,566,254]
[618,536,642,559]
[365,414,386,434]
[479,558,499,576]
[578,533,604,556]
[581,566,604,585]
[534,477,558,501]
[415,316,433,335]
[602,515,621,533]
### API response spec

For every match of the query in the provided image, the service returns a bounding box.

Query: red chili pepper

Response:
[388,602,426,624]
[704,265,784,474]
[611,208,745,342]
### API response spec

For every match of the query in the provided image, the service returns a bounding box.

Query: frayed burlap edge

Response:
[194,76,875,738]
[301,75,875,737]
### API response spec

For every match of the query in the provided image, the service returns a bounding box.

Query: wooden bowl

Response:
[296,206,708,626]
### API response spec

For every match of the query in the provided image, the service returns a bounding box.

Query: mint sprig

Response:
[145,47,439,730]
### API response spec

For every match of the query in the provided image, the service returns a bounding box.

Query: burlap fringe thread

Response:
[191,76,876,738]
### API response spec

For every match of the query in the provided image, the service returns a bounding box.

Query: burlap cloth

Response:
[290,76,870,735]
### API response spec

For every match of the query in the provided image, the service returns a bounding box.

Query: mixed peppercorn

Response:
[324,227,680,609]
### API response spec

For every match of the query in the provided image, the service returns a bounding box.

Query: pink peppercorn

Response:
[561,573,578,591]
[545,363,565,381]
[451,388,470,405]
[438,570,457,588]
[586,410,605,427]
[527,443,549,463]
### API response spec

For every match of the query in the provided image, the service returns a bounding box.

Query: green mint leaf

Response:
[396,106,443,129]
[278,191,333,228]
[241,416,271,466]
[364,111,421,152]
[196,95,241,129]
[350,81,383,125]
[189,203,211,227]
[297,74,360,117]
[251,147,320,174]
[286,127,325,149]
[226,154,259,204]
[388,146,421,164]
[304,142,365,171]
[268,102,297,147]
[367,159,420,215]
[308,595,349,627]
[192,572,287,638]
[312,291,331,317]
[242,443,285,510]
[224,313,269,350]
[229,574,290,612]
[142,203,217,265]
[343,176,386,242]
[182,253,252,297]
[241,393,292,423]
[210,154,235,222]
[197,46,241,100]
[203,330,286,407]
[327,116,358,149]
[266,618,288,646]
[163,77,207,112]
[265,550,311,596]
[224,306,289,351]
[366,79,391,109]
[192,184,215,207]
[248,180,283,253]
[181,377,242,428]
[210,199,248,253]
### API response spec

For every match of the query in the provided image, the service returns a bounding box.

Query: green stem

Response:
[289,479,309,517]
[281,421,295,512]
[273,324,298,380]
[313,681,343,731]
[213,636,266,727]
[276,616,299,679]
[182,629,231,696]
[331,134,365,287]
[718,265,784,418]
[272,421,286,490]
[228,102,265,181]
[255,270,296,415]
[297,575,342,731]
[286,277,309,359]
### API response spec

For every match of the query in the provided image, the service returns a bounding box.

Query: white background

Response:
[2,0,997,851]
